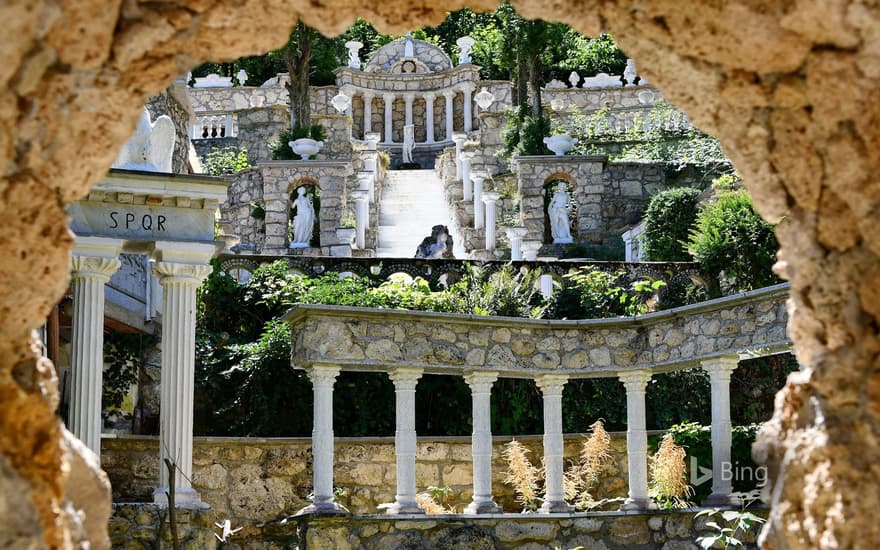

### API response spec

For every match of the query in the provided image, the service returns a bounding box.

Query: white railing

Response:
[189,112,236,140]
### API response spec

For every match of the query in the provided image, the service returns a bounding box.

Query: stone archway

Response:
[1,1,878,548]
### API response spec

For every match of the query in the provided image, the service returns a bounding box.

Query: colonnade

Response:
[350,83,476,143]
[68,238,216,508]
[302,354,742,515]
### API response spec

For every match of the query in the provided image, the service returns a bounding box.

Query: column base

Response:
[383,500,425,515]
[464,500,501,514]
[702,492,742,507]
[619,497,658,511]
[295,501,348,516]
[153,487,210,509]
[539,500,573,513]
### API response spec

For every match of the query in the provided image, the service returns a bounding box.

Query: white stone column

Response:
[619,369,657,511]
[453,133,467,180]
[702,355,741,506]
[464,371,501,514]
[363,92,374,136]
[424,93,436,143]
[69,237,123,459]
[506,227,528,260]
[404,93,415,128]
[387,367,424,514]
[444,90,456,140]
[540,274,554,299]
[536,374,572,513]
[302,364,345,514]
[472,171,484,229]
[351,190,370,249]
[152,242,215,508]
[522,241,543,261]
[383,93,395,144]
[462,83,475,132]
[483,192,501,252]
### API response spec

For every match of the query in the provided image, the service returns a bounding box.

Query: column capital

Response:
[153,262,212,287]
[73,235,124,259]
[350,190,370,203]
[618,369,652,391]
[306,364,342,387]
[464,370,498,392]
[362,90,375,100]
[152,241,217,265]
[389,367,423,388]
[536,373,568,395]
[458,82,477,93]
[482,191,501,205]
[403,92,415,102]
[701,355,739,378]
[70,256,121,281]
[383,92,396,102]
[443,89,456,99]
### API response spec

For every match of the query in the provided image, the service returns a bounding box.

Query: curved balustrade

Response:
[283,283,791,515]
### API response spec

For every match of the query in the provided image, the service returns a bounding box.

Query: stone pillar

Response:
[444,90,455,140]
[69,237,122,458]
[462,83,475,133]
[351,190,370,249]
[536,374,572,513]
[301,364,345,514]
[506,227,528,260]
[453,133,467,181]
[483,192,501,252]
[363,92,374,136]
[387,368,424,514]
[152,242,216,508]
[462,154,474,203]
[472,170,484,229]
[540,274,554,299]
[383,93,395,144]
[424,93,436,143]
[619,369,657,511]
[404,93,415,128]
[702,355,741,506]
[464,371,501,514]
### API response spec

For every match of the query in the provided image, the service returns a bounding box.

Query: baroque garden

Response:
[3,4,856,550]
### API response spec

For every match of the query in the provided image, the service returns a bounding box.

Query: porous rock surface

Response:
[0,1,878,548]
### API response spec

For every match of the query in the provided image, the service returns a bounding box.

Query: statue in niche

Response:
[548,183,574,244]
[290,186,316,248]
[402,124,416,165]
[112,108,176,173]
[415,225,455,259]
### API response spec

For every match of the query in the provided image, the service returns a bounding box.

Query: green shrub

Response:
[687,189,781,295]
[269,125,328,160]
[502,110,551,158]
[201,146,250,176]
[551,268,665,319]
[642,187,701,261]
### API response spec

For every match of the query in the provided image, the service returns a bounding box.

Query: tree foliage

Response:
[642,187,702,261]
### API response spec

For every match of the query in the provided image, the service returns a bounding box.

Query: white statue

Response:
[402,124,415,164]
[112,108,176,173]
[290,186,316,248]
[456,36,475,65]
[404,32,415,58]
[569,71,581,88]
[236,69,248,86]
[345,41,363,69]
[548,183,574,244]
[623,59,636,86]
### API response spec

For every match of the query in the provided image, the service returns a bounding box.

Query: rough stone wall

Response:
[219,167,265,252]
[235,106,289,162]
[103,434,628,522]
[106,507,766,550]
[2,1,880,548]
[289,285,789,377]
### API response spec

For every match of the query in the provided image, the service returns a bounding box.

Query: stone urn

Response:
[543,133,578,156]
[289,138,324,160]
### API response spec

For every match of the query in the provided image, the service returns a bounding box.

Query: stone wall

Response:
[106,505,766,550]
[102,434,629,524]
[287,284,790,377]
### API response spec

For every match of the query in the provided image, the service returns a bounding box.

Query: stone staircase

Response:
[377,170,464,258]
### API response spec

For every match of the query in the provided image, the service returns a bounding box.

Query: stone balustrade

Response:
[189,112,236,140]
[284,283,790,515]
